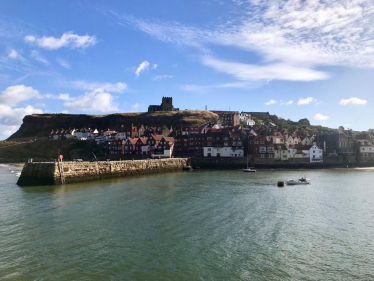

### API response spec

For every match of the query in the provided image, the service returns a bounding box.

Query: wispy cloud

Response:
[339,97,367,105]
[25,32,97,50]
[314,113,329,121]
[45,93,72,101]
[62,80,127,93]
[265,99,277,105]
[109,1,374,82]
[298,97,315,105]
[180,81,258,92]
[135,60,150,77]
[56,57,70,69]
[280,100,293,105]
[30,50,49,65]
[202,56,328,82]
[153,75,174,80]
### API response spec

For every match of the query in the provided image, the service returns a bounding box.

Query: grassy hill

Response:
[9,110,219,140]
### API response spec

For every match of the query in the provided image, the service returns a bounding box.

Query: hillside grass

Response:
[0,140,90,161]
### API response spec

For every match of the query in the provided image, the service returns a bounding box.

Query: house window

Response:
[261,154,265,158]
[269,154,273,158]
[207,137,212,140]
[260,141,264,144]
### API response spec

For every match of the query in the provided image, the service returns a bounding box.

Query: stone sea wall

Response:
[17,158,190,186]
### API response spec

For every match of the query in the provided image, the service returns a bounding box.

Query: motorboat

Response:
[286,178,311,185]
[299,176,311,183]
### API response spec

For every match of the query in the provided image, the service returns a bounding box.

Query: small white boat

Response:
[243,155,256,172]
[286,178,311,185]
[242,167,256,172]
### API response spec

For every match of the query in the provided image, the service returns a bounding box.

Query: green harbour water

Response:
[1,164,374,280]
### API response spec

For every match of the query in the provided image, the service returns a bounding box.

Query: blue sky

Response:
[0,0,373,138]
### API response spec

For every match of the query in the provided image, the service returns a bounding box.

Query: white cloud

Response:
[30,50,49,65]
[56,57,70,69]
[339,97,367,105]
[153,64,158,69]
[24,32,97,50]
[45,93,72,101]
[314,113,329,121]
[280,100,293,105]
[135,61,150,77]
[0,104,43,137]
[0,85,42,107]
[153,75,174,80]
[64,80,127,93]
[8,49,20,59]
[265,99,277,105]
[64,89,118,112]
[202,56,328,82]
[298,97,315,105]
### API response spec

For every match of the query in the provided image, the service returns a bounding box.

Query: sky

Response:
[0,0,373,139]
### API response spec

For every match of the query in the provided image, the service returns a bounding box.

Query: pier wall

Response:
[17,158,190,186]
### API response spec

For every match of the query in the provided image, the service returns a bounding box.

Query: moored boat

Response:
[242,167,256,172]
[243,155,256,172]
[286,178,311,185]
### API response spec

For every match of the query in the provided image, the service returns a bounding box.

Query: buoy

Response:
[277,181,285,187]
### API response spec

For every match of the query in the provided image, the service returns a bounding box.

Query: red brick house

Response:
[108,140,125,155]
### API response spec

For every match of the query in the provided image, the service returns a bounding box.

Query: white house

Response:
[301,137,312,145]
[239,112,255,126]
[309,143,323,162]
[274,144,288,161]
[203,147,244,157]
[357,140,374,159]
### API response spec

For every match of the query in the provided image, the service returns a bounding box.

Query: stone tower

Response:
[161,97,173,111]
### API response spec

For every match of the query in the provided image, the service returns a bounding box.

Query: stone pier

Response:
[17,158,190,186]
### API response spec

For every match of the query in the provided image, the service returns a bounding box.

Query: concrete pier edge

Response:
[17,158,190,186]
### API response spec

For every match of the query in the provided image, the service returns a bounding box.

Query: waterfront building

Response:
[203,147,244,157]
[274,144,288,161]
[356,139,374,162]
[309,143,323,162]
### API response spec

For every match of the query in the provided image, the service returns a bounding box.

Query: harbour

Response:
[2,165,374,280]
